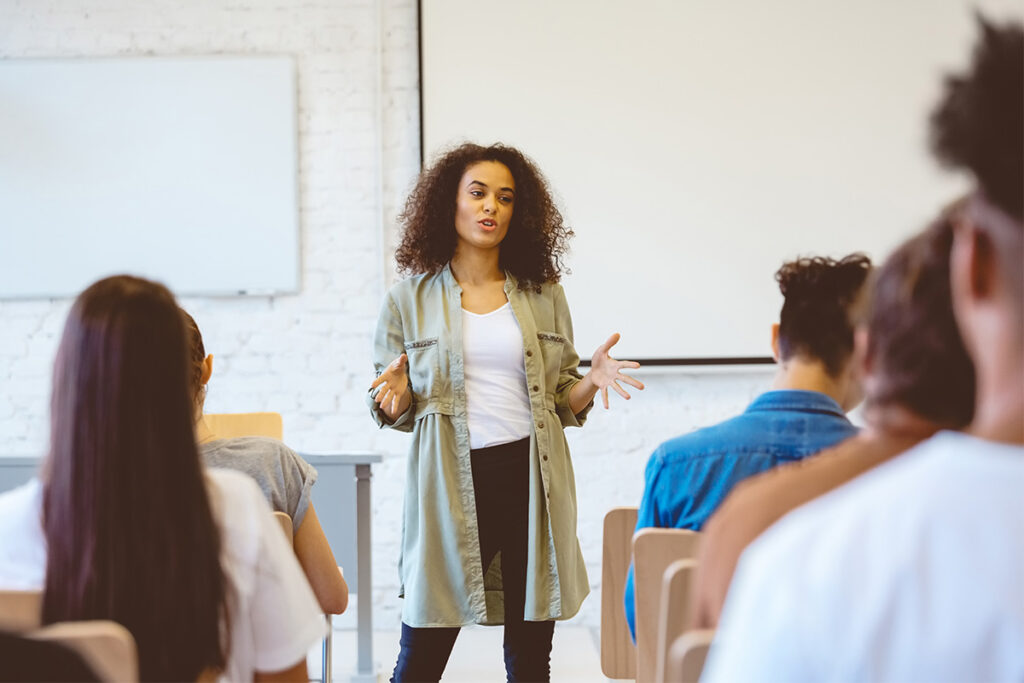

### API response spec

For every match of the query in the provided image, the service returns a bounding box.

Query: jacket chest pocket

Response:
[404,337,441,402]
[536,331,566,392]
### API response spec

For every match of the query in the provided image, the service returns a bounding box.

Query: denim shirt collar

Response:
[746,389,846,417]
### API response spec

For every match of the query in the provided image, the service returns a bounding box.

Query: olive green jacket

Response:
[368,266,593,626]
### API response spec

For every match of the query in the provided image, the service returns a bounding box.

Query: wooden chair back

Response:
[203,412,283,440]
[666,629,715,683]
[600,506,638,680]
[632,528,700,683]
[32,621,138,682]
[0,589,42,631]
[273,510,294,543]
[655,559,697,683]
[0,592,137,682]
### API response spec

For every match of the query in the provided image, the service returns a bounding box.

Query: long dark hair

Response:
[42,275,229,681]
[395,143,573,291]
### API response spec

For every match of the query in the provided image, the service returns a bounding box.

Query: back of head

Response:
[932,15,1023,309]
[931,14,1023,224]
[775,254,872,376]
[180,307,207,409]
[866,212,975,427]
[43,275,228,681]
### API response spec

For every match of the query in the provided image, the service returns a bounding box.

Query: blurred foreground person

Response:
[703,16,1023,682]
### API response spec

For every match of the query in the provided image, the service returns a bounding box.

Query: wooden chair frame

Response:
[601,507,639,680]
[632,528,700,683]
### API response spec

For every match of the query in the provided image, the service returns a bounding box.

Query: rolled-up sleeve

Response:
[552,285,593,427]
[368,291,415,432]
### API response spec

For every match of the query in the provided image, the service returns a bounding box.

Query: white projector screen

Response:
[421,0,1020,362]
[0,56,299,298]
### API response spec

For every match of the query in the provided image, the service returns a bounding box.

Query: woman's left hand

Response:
[589,333,644,409]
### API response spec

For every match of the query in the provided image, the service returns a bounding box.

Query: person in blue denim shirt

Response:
[624,253,871,639]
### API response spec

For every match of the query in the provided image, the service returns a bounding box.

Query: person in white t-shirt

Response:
[0,275,325,682]
[703,15,1024,682]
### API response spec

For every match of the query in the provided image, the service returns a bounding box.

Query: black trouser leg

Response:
[390,622,460,683]
[471,438,555,683]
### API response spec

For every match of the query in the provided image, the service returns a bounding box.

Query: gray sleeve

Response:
[278,445,318,530]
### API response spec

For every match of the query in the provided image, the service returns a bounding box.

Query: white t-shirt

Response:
[462,302,533,449]
[703,431,1024,683]
[0,469,325,682]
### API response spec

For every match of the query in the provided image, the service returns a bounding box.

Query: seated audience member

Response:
[692,210,974,629]
[624,253,871,638]
[181,309,349,615]
[0,276,325,682]
[703,16,1023,682]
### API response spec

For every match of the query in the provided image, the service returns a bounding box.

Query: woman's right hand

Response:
[370,353,411,421]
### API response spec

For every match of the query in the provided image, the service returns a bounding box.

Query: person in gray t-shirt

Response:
[200,436,317,530]
[181,308,349,616]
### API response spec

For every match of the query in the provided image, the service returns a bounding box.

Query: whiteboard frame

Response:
[0,55,300,300]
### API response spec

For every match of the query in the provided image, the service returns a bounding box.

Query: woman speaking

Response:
[369,143,642,682]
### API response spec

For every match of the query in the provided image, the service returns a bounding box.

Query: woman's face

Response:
[453,161,515,254]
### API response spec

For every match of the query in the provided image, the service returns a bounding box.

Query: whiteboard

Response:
[422,0,1020,361]
[0,57,299,298]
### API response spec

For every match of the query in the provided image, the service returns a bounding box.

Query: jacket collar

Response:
[746,390,846,417]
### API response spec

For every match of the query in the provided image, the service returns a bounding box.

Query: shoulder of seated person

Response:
[654,419,749,463]
[211,435,295,455]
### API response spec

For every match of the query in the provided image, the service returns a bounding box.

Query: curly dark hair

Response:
[395,143,573,290]
[775,253,872,377]
[930,14,1023,222]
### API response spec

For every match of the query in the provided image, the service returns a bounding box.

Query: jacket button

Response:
[526,350,533,357]
[542,455,548,461]
[532,385,539,392]
[538,422,544,429]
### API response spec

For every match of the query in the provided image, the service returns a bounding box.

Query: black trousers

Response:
[391,438,555,683]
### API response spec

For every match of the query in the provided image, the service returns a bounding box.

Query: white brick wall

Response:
[0,0,775,629]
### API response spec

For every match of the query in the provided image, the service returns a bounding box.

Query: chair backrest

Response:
[203,412,283,440]
[32,620,139,682]
[0,589,42,631]
[632,528,700,683]
[655,559,697,683]
[666,629,714,683]
[273,510,294,543]
[601,506,638,680]
[0,592,137,682]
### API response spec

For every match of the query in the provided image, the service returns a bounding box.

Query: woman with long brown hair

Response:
[0,275,325,681]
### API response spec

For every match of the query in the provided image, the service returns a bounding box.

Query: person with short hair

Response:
[623,252,871,639]
[702,16,1024,681]
[691,209,975,630]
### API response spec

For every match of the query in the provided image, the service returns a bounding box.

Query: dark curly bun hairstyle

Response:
[775,253,872,376]
[395,143,573,291]
[867,212,974,427]
[930,14,1023,222]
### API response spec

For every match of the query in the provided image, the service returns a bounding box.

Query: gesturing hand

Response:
[590,333,644,409]
[370,353,411,419]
